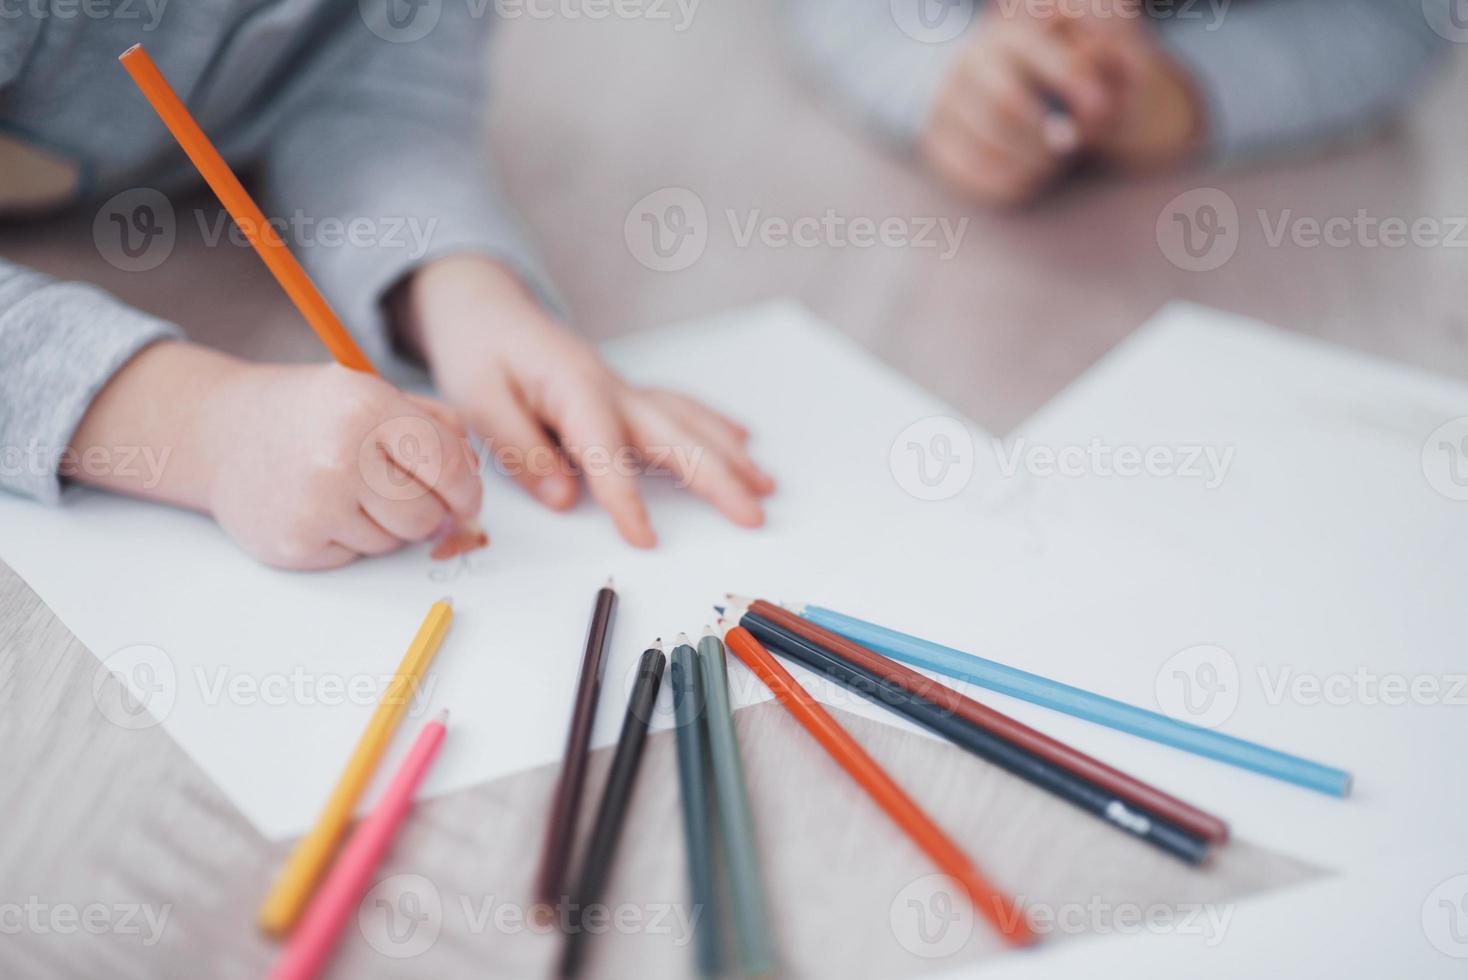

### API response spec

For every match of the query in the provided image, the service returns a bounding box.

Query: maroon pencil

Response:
[739,598,1229,845]
[534,578,618,919]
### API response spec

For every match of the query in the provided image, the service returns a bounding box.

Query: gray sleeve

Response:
[782,0,975,148]
[0,262,181,503]
[257,3,560,386]
[1155,0,1451,165]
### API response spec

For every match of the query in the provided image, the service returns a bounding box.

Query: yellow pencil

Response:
[257,597,454,936]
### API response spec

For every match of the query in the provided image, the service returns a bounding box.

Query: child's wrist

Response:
[388,253,547,370]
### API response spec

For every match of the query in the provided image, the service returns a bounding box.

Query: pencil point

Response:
[675,631,691,646]
[434,708,449,724]
[725,593,754,607]
[701,624,716,639]
[604,575,614,589]
[652,638,664,652]
[438,595,454,608]
[713,605,726,616]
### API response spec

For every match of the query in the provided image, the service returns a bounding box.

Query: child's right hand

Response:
[69,341,483,571]
[201,362,483,570]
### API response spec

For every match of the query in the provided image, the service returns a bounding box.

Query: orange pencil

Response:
[723,625,1036,947]
[118,43,487,554]
[118,44,373,373]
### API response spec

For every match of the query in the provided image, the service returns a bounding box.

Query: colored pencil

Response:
[670,635,721,979]
[536,578,619,918]
[782,601,1353,797]
[736,598,1228,846]
[117,44,487,552]
[738,609,1210,864]
[722,625,1035,947]
[118,44,372,371]
[258,598,453,935]
[560,643,667,978]
[269,710,449,980]
[697,629,775,977]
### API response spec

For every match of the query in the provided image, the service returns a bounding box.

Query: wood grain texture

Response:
[2,1,1463,976]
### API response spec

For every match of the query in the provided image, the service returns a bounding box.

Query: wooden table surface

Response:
[2,3,1464,978]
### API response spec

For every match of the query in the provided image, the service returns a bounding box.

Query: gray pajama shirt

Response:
[0,0,1453,505]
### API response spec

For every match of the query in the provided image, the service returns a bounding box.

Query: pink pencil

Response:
[269,710,449,980]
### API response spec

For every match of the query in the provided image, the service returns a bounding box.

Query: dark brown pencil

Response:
[735,598,1229,846]
[534,578,618,920]
[559,642,667,978]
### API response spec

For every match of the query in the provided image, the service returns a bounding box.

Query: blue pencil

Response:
[670,636,721,979]
[754,600,1351,797]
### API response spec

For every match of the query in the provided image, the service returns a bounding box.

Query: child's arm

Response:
[67,340,482,570]
[255,4,772,547]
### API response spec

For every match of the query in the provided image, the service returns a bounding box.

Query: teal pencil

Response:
[698,628,775,977]
[670,636,721,979]
[776,600,1352,797]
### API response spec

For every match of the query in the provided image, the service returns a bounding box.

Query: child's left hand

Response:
[392,254,775,548]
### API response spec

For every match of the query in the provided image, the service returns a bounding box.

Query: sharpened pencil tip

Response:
[604,575,614,589]
[702,624,716,639]
[713,604,726,616]
[438,595,453,609]
[651,638,664,652]
[434,708,449,724]
[725,594,754,606]
[675,631,691,646]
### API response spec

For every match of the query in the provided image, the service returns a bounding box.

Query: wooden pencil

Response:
[670,635,721,979]
[535,579,619,919]
[735,599,1229,846]
[697,629,775,978]
[740,610,1210,864]
[258,598,453,935]
[722,625,1036,947]
[559,643,667,978]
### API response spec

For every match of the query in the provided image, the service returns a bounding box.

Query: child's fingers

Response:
[465,382,578,511]
[335,507,405,557]
[359,458,451,541]
[649,392,775,495]
[293,543,360,571]
[999,23,1110,128]
[380,408,483,521]
[558,393,656,548]
[403,393,469,438]
[950,53,1055,167]
[628,403,765,528]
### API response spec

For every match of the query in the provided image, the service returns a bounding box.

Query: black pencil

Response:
[741,612,1211,865]
[535,578,618,919]
[670,635,721,979]
[559,641,667,978]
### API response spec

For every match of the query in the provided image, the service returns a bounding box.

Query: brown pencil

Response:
[534,578,618,920]
[731,597,1228,846]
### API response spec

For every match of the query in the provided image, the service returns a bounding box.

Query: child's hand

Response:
[202,362,483,569]
[393,255,775,548]
[920,7,1118,205]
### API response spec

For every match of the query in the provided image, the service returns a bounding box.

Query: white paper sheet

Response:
[0,300,986,839]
